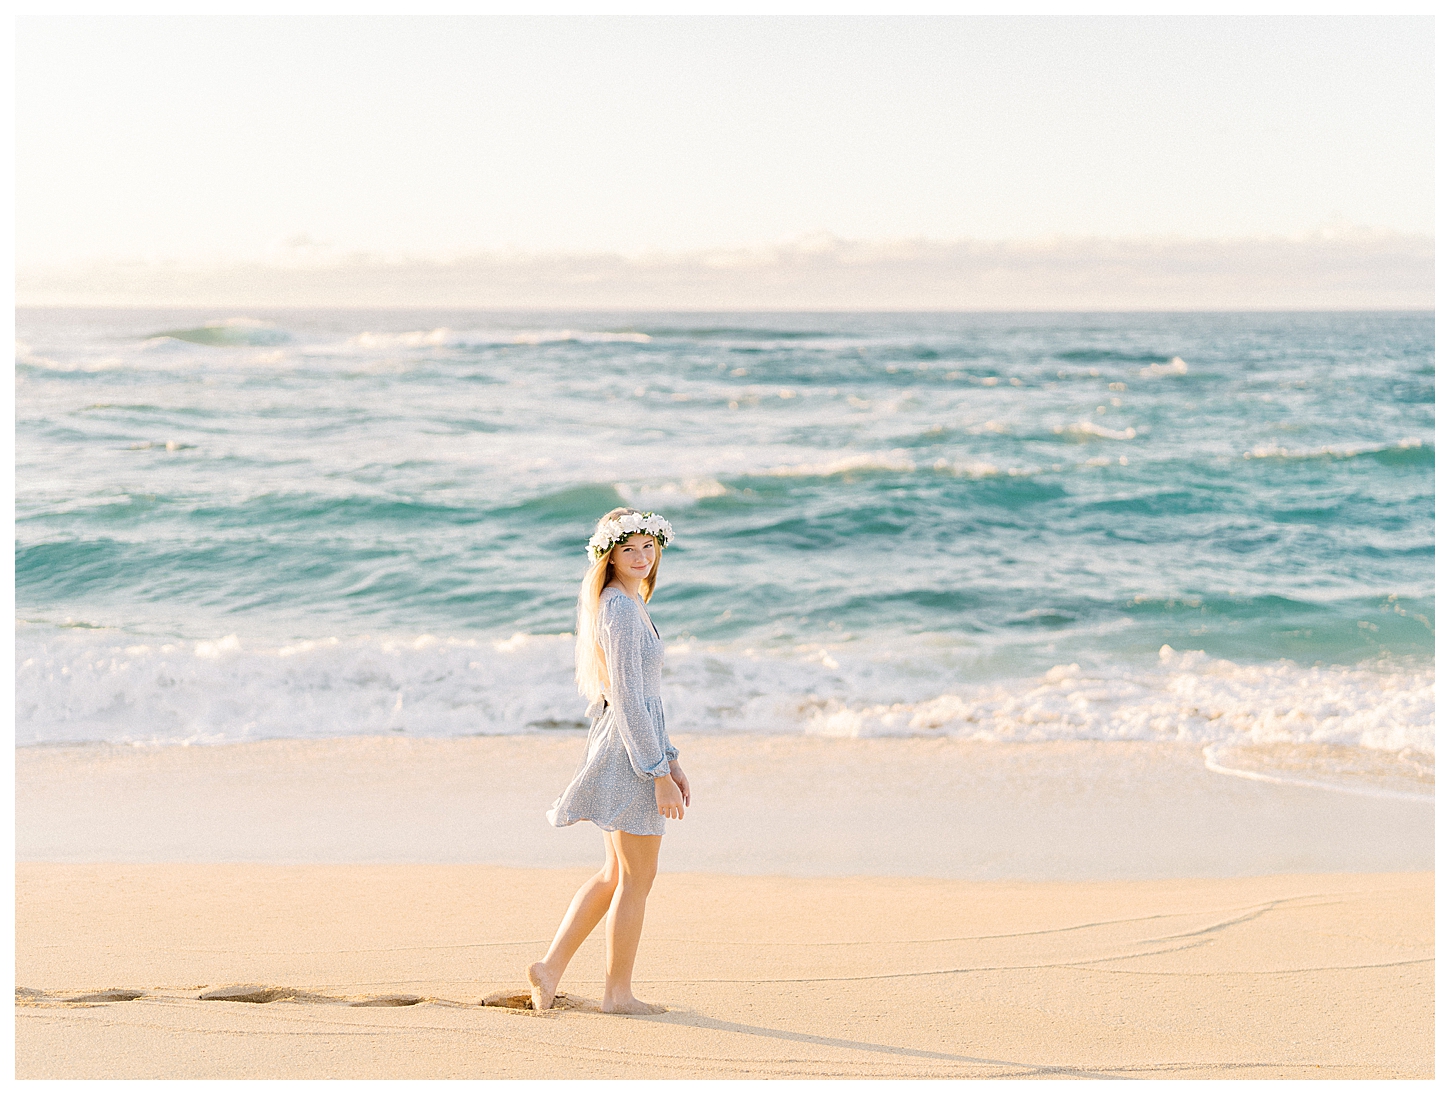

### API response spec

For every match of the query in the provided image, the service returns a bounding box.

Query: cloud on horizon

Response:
[16,231,1432,311]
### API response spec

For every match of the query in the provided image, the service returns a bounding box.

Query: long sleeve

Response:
[599,595,673,780]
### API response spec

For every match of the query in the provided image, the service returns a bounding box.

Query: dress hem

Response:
[546,809,665,838]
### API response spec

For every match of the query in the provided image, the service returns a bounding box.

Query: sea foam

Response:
[799,645,1432,756]
[16,625,1431,770]
[348,327,651,351]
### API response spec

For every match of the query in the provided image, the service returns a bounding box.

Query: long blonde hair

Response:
[574,507,663,701]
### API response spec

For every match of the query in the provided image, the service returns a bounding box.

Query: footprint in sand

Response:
[197,985,421,1006]
[17,988,149,1005]
[481,990,588,1012]
[21,985,427,1009]
[67,990,148,1003]
[479,990,665,1015]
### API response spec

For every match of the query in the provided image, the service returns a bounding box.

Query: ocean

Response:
[14,309,1434,796]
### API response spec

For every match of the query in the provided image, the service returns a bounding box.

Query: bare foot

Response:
[600,993,666,1015]
[527,962,558,1012]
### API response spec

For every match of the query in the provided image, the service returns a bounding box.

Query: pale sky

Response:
[16,13,1434,272]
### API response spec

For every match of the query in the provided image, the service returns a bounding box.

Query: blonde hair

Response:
[574,507,663,701]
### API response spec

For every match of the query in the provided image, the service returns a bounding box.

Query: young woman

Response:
[531,508,690,1014]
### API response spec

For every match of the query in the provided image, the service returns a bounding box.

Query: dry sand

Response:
[16,865,1432,1079]
[15,735,1435,1078]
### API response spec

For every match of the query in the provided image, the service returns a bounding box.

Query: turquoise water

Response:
[15,309,1434,763]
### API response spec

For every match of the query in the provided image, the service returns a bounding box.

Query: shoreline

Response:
[16,864,1433,1079]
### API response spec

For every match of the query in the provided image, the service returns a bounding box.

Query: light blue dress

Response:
[546,586,679,837]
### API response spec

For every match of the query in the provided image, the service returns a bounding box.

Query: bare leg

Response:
[527,835,620,1010]
[601,829,666,1014]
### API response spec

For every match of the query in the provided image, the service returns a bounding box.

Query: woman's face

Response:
[610,533,657,580]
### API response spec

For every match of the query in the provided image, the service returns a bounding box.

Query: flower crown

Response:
[587,511,674,559]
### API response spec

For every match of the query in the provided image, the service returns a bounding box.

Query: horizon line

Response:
[18,232,1432,311]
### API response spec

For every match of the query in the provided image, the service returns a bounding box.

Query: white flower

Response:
[586,511,674,558]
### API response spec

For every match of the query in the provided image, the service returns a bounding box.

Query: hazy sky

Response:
[17,14,1433,270]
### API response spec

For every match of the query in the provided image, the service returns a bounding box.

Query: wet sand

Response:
[15,735,1434,877]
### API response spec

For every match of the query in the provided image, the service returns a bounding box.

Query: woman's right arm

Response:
[599,596,675,781]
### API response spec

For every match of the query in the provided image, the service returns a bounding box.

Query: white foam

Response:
[15,625,586,746]
[1242,437,1424,460]
[616,478,730,508]
[16,626,1432,773]
[17,342,127,371]
[352,327,454,349]
[1139,356,1188,378]
[348,327,650,350]
[193,634,242,659]
[1054,421,1137,441]
[799,645,1433,757]
[765,449,918,477]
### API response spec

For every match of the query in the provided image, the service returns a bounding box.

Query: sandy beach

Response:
[15,735,1434,1079]
[16,863,1432,1080]
[11,864,1432,1079]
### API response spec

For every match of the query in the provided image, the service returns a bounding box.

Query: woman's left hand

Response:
[669,761,691,807]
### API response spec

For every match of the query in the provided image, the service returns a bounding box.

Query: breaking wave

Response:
[17,624,1432,801]
[144,318,291,347]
